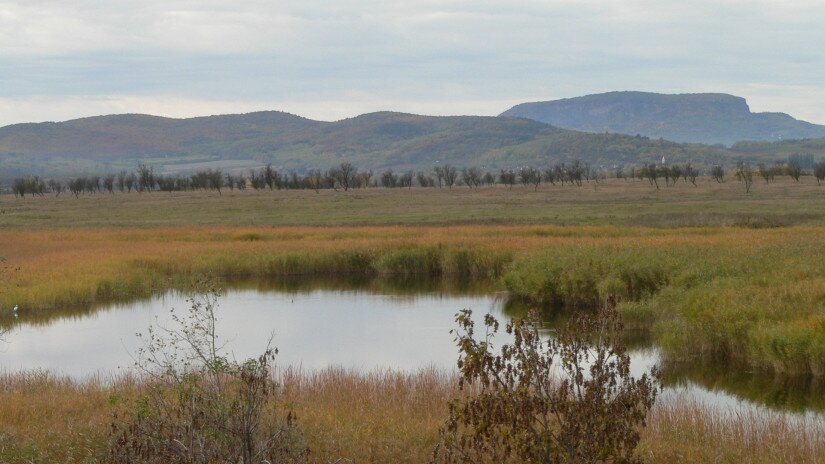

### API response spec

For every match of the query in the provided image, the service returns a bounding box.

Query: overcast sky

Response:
[1,0,824,126]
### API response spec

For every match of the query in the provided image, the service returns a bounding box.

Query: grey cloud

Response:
[0,0,824,125]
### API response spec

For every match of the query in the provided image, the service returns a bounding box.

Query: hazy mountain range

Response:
[1,92,824,179]
[501,91,825,145]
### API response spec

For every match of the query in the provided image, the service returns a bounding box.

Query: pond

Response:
[1,277,823,416]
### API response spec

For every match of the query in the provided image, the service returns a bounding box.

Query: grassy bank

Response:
[0,225,525,316]
[503,227,825,376]
[4,225,825,376]
[0,369,822,463]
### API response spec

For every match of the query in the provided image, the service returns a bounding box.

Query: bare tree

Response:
[307,169,324,193]
[813,160,825,186]
[710,165,725,183]
[103,174,116,194]
[757,163,773,184]
[736,161,755,193]
[443,164,458,189]
[399,171,414,189]
[787,154,803,181]
[47,179,64,197]
[137,164,155,192]
[499,169,516,190]
[380,169,398,188]
[416,171,435,187]
[640,164,660,189]
[518,166,541,190]
[684,162,699,186]
[461,167,482,188]
[333,162,358,191]
[433,166,445,188]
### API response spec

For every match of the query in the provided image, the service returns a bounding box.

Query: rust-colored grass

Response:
[0,369,823,463]
[4,225,825,375]
[0,224,740,313]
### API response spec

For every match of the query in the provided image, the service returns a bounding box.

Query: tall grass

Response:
[0,369,822,463]
[502,227,825,376]
[0,225,678,315]
[0,226,524,317]
[4,225,825,375]
[642,395,825,463]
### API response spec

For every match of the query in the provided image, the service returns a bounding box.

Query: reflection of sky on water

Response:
[0,289,504,375]
[1,288,823,420]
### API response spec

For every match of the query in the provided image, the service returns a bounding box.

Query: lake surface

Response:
[1,278,823,415]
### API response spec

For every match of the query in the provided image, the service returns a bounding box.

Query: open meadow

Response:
[3,175,825,229]
[2,177,825,462]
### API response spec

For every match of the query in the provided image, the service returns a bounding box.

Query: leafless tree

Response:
[443,164,458,188]
[813,161,825,186]
[710,165,725,183]
[736,161,755,193]
[462,167,483,188]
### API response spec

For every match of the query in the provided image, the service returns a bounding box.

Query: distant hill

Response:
[500,91,825,145]
[0,108,803,180]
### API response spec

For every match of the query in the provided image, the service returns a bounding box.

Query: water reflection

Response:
[661,360,825,413]
[0,278,508,377]
[493,293,825,414]
[0,276,822,415]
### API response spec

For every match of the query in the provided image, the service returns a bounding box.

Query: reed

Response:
[501,227,825,376]
[4,225,825,375]
[0,369,823,463]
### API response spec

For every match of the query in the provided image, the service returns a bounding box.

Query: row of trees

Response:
[9,157,825,197]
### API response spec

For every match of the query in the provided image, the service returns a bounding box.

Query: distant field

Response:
[1,176,825,229]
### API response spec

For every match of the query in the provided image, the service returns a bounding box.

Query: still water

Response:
[1,278,823,415]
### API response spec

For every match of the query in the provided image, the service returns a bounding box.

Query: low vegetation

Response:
[503,227,825,376]
[109,287,307,463]
[3,222,825,376]
[4,175,825,230]
[0,368,822,463]
[2,176,825,461]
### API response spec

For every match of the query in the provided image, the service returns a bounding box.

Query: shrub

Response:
[432,299,659,464]
[108,285,307,463]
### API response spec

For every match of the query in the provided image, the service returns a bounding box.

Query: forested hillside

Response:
[0,110,745,179]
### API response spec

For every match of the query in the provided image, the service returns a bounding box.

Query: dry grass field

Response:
[2,176,825,229]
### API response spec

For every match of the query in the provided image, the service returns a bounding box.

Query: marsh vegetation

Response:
[2,177,825,462]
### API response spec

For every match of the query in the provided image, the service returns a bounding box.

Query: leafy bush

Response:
[432,298,659,464]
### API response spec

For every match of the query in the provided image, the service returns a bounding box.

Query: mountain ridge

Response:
[500,91,825,145]
[1,99,823,179]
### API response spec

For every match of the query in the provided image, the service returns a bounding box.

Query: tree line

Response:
[8,155,825,197]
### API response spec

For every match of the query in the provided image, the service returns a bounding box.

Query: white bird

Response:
[12,305,18,313]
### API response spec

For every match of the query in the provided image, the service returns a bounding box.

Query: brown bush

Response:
[107,287,308,464]
[433,297,659,464]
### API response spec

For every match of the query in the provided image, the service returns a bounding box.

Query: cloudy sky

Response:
[1,0,824,126]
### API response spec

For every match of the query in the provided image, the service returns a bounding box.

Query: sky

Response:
[1,0,824,127]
